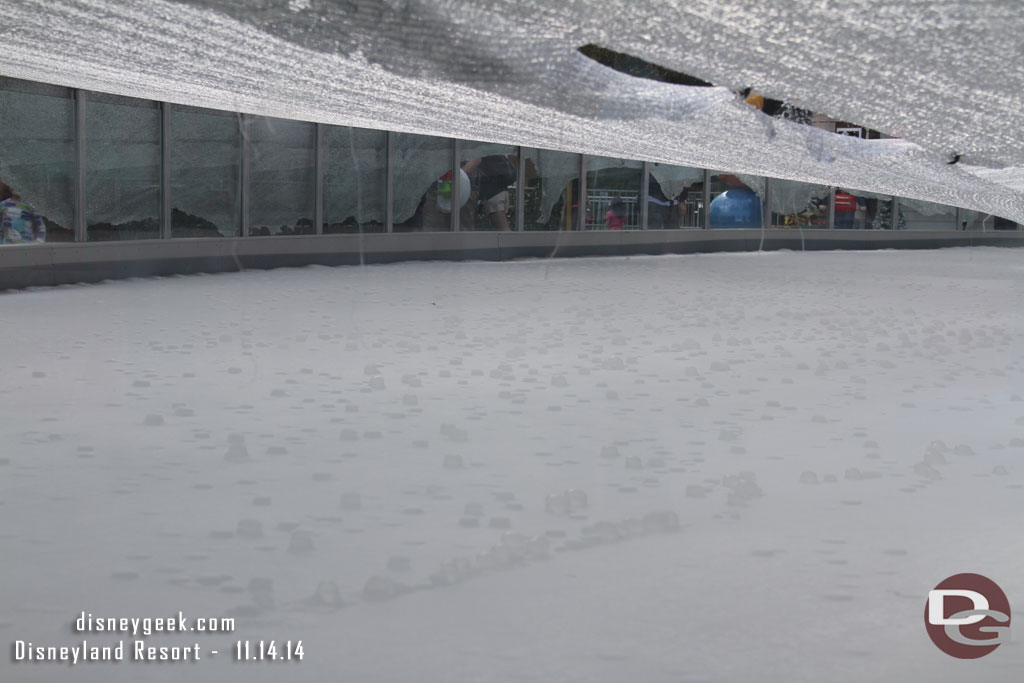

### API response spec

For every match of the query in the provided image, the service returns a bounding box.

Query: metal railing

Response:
[584,190,640,230]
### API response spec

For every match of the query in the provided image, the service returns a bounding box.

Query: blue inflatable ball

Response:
[709,188,762,229]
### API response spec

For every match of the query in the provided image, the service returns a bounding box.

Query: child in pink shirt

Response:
[605,200,626,230]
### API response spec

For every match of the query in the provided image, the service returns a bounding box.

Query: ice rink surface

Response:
[1,248,1023,681]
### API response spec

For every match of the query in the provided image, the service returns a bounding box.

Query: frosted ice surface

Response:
[1,0,1023,221]
[2,250,1024,681]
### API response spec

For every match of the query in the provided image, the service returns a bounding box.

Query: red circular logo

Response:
[924,573,1010,658]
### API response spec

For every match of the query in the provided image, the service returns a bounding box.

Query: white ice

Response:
[1,248,1023,681]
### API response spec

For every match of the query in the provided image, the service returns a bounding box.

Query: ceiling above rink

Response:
[3,0,1023,222]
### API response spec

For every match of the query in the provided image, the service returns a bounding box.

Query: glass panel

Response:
[960,208,984,231]
[459,140,518,231]
[768,179,830,229]
[522,148,578,231]
[900,198,958,231]
[324,126,386,234]
[393,133,452,232]
[844,189,901,230]
[709,171,764,229]
[170,106,241,238]
[958,208,1022,231]
[586,155,642,230]
[86,93,160,241]
[0,82,74,243]
[648,163,704,229]
[249,116,315,236]
[992,215,1020,231]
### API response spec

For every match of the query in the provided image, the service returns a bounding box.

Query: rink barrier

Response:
[2,229,1023,290]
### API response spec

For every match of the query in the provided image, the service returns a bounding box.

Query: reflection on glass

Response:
[521,148,579,231]
[960,209,984,231]
[845,190,902,230]
[768,179,830,229]
[648,163,703,229]
[393,133,452,232]
[460,141,518,231]
[709,172,764,229]
[324,126,386,233]
[249,116,315,236]
[873,200,904,230]
[586,156,642,230]
[900,198,958,231]
[0,80,75,243]
[171,106,241,237]
[87,93,160,241]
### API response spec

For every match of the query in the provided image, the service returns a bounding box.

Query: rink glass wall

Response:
[0,75,1017,245]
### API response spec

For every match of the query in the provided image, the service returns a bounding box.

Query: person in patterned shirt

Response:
[0,185,46,244]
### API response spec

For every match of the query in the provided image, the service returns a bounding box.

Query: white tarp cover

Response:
[1,0,1022,224]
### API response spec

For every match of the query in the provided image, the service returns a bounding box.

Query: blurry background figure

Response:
[834,189,857,229]
[669,187,690,229]
[647,176,685,229]
[0,182,46,244]
[461,154,518,231]
[425,168,471,231]
[854,195,868,228]
[605,199,626,230]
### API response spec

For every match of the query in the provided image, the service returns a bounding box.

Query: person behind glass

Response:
[646,176,672,229]
[605,199,626,230]
[670,186,689,229]
[461,154,517,231]
[834,189,857,229]
[648,180,689,229]
[0,183,46,245]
